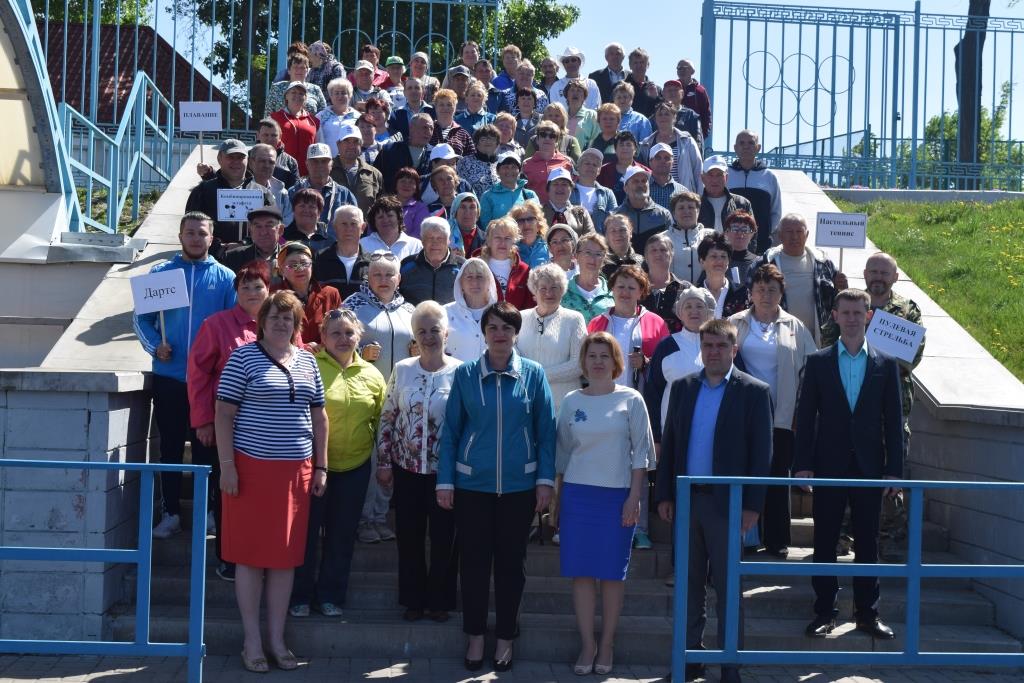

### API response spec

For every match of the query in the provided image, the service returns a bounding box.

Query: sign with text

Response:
[130,268,190,315]
[815,212,868,249]
[866,309,925,364]
[216,189,265,222]
[179,101,223,132]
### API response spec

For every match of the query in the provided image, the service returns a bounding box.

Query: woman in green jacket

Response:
[290,308,387,617]
[561,233,615,323]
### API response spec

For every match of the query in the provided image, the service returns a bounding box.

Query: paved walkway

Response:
[0,656,1021,682]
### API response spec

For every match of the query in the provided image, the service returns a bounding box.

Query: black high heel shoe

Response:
[493,645,513,672]
[464,636,484,672]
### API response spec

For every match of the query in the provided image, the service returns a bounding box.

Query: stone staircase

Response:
[110,489,1021,668]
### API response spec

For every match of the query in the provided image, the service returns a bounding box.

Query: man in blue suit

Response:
[655,318,773,683]
[795,289,904,640]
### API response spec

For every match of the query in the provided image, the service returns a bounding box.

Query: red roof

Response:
[37,20,229,126]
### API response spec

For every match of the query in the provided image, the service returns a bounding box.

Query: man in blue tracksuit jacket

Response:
[132,211,237,539]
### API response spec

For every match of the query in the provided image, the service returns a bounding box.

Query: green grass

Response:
[76,187,162,235]
[831,197,1024,381]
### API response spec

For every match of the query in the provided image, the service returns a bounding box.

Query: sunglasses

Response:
[326,308,359,323]
[536,132,558,139]
[284,260,313,271]
[369,251,398,262]
[727,225,753,234]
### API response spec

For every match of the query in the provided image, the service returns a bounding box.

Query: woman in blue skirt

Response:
[554,331,654,676]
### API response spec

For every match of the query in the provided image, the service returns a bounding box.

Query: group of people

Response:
[134,36,925,683]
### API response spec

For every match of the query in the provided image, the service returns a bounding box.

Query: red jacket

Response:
[471,249,535,310]
[187,304,309,428]
[683,80,712,139]
[272,280,341,345]
[586,305,669,359]
[270,108,320,176]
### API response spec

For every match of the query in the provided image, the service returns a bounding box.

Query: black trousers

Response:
[762,428,795,552]
[393,467,457,611]
[811,477,883,621]
[687,489,744,663]
[151,375,221,555]
[292,460,371,607]
[454,488,535,639]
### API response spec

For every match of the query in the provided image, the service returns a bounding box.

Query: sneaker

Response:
[152,513,181,539]
[633,530,652,549]
[206,511,217,536]
[358,523,381,544]
[552,532,560,546]
[289,604,310,617]
[216,562,235,582]
[317,602,343,617]
[374,522,396,541]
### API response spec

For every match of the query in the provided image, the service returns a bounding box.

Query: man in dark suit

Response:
[794,289,904,641]
[589,42,629,103]
[656,318,773,683]
[373,113,434,192]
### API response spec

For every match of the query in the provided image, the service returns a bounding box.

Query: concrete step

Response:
[109,606,1021,665]
[789,517,949,552]
[147,563,994,626]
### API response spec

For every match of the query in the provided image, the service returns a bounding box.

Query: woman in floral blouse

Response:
[376,300,462,622]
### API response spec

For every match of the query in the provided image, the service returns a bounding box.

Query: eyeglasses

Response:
[578,250,606,259]
[536,315,546,335]
[369,251,398,261]
[284,260,313,271]
[727,225,753,234]
[549,237,573,246]
[536,131,558,139]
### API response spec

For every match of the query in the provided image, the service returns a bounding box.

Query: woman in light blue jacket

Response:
[436,301,556,673]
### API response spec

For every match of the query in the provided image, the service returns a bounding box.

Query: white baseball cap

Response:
[622,165,651,185]
[649,142,674,159]
[546,167,574,185]
[429,144,459,162]
[306,143,332,159]
[337,124,362,143]
[702,155,729,174]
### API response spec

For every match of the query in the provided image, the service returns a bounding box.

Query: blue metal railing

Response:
[671,476,1024,681]
[0,459,209,683]
[59,72,175,233]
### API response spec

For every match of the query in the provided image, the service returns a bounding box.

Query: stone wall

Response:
[0,370,149,641]
[907,394,1024,639]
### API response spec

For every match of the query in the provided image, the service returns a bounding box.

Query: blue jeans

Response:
[291,459,371,607]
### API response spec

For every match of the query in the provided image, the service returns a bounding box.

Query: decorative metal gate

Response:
[701,0,1024,190]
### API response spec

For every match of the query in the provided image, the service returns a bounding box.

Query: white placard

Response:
[216,189,265,222]
[130,268,190,315]
[866,309,925,364]
[179,101,223,132]
[815,212,868,249]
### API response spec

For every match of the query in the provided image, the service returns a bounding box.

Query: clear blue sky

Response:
[545,0,1024,150]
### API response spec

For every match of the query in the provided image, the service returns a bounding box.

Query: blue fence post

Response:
[700,0,716,152]
[134,471,155,646]
[909,0,922,189]
[187,468,210,683]
[89,0,101,122]
[672,476,692,683]
[905,486,924,656]
[277,0,293,77]
[889,13,901,188]
[724,483,743,655]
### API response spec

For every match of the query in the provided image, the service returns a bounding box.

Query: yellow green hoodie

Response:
[316,349,387,472]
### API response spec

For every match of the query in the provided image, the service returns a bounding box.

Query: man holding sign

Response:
[132,212,237,539]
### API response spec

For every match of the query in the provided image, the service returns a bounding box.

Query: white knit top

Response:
[516,306,588,410]
[556,386,654,489]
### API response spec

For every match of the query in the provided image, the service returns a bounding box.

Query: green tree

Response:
[905,82,1024,190]
[35,0,150,24]
[171,0,578,127]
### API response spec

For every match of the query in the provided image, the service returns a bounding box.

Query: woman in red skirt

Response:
[215,290,328,673]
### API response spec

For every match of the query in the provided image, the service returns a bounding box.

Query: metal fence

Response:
[39,0,500,133]
[670,475,1024,682]
[0,459,210,683]
[701,0,1024,189]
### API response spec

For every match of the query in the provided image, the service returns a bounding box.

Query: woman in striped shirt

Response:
[215,290,328,673]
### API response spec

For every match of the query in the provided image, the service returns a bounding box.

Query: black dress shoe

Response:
[856,618,895,639]
[720,667,742,683]
[493,654,513,672]
[805,615,837,637]
[683,662,705,681]
[464,657,483,672]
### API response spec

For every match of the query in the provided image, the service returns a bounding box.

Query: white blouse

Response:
[516,307,588,409]
[659,329,704,428]
[556,386,655,489]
